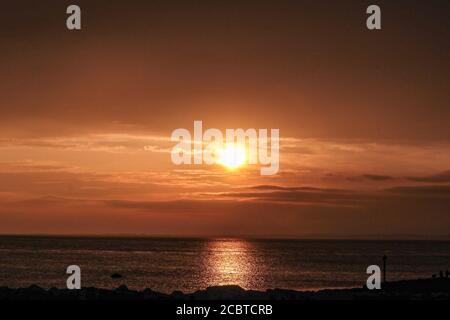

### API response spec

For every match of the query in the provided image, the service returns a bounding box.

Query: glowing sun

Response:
[216,144,246,169]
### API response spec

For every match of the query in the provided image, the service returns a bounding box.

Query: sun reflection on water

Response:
[201,239,260,289]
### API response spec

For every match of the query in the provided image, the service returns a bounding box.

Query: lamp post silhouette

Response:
[382,255,387,284]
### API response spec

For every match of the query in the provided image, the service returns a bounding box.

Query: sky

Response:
[0,0,449,238]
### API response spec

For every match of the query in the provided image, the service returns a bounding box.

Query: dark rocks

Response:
[111,273,123,279]
[143,288,166,299]
[191,285,252,300]
[171,290,185,299]
[0,278,449,300]
[116,284,128,291]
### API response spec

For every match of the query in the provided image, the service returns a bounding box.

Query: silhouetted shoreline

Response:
[1,278,449,300]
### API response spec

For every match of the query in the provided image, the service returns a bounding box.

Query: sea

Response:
[0,236,449,293]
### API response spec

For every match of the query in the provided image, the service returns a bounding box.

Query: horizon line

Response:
[1,232,450,241]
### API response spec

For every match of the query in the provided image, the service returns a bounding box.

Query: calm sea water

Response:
[0,236,449,293]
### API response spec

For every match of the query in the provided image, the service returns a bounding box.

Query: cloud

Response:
[407,171,450,183]
[386,185,450,197]
[360,174,394,181]
[1,184,450,237]
[0,161,75,173]
[249,185,352,193]
[203,185,369,207]
[0,134,173,154]
[205,183,450,209]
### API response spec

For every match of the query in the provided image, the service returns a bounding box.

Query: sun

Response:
[216,143,246,169]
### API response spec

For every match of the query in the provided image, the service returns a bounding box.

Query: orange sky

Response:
[0,0,449,238]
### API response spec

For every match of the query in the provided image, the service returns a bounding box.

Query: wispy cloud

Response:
[406,171,450,183]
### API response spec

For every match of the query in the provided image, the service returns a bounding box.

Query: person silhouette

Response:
[446,270,449,278]
[439,270,444,278]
